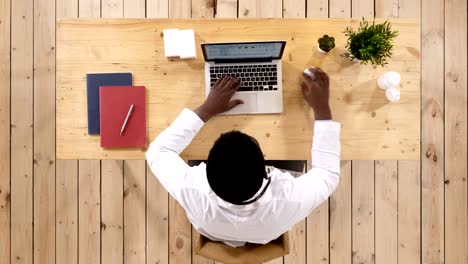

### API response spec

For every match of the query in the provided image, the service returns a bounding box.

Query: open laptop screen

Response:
[202,41,286,62]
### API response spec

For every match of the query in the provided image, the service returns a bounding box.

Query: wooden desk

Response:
[56,18,420,160]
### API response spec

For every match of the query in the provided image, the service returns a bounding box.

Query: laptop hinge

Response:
[213,57,273,64]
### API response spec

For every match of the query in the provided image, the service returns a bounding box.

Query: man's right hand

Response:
[301,67,332,120]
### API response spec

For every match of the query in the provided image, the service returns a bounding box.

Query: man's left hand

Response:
[194,76,244,122]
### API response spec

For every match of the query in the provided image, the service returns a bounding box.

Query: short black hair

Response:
[207,131,265,205]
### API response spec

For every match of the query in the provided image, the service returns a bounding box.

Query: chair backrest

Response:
[194,232,290,264]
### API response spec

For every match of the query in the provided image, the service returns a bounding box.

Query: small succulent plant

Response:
[318,35,336,52]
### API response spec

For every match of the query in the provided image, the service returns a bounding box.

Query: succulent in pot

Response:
[343,18,398,66]
[317,34,335,53]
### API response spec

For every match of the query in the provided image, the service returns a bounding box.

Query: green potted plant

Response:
[343,18,398,66]
[317,35,335,53]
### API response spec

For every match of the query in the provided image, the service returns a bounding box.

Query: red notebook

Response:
[99,86,146,148]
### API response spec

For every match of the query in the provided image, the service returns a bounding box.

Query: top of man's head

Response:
[207,131,265,205]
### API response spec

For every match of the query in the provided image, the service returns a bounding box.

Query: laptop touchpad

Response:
[231,93,258,113]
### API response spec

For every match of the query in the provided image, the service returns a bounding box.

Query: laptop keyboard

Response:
[209,64,279,91]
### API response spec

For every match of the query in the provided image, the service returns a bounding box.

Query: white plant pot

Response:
[317,45,328,54]
[385,87,401,102]
[378,71,401,90]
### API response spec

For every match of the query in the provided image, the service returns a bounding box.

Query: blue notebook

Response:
[86,73,133,134]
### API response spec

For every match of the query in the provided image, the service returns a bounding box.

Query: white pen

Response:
[120,104,134,136]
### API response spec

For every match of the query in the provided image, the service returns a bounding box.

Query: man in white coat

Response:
[146,67,340,247]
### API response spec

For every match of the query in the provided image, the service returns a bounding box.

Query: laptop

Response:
[202,41,287,115]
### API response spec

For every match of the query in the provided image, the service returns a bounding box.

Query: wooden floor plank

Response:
[306,0,328,18]
[214,0,237,35]
[375,0,398,18]
[238,0,259,18]
[329,161,351,264]
[192,0,214,18]
[56,160,78,264]
[215,0,237,18]
[0,0,10,262]
[123,161,146,264]
[77,2,101,264]
[166,3,192,263]
[102,0,123,18]
[124,0,146,18]
[398,161,421,264]
[57,0,78,18]
[192,0,214,19]
[329,0,350,18]
[169,196,192,263]
[259,0,282,18]
[79,0,100,18]
[145,4,169,264]
[238,0,282,18]
[147,0,169,18]
[7,1,468,264]
[283,0,305,18]
[400,1,422,262]
[56,2,78,264]
[11,0,34,263]
[283,170,305,264]
[352,0,374,18]
[78,160,101,264]
[444,0,468,262]
[375,161,398,264]
[169,0,191,18]
[147,164,169,264]
[421,0,445,262]
[399,0,420,18]
[352,161,375,264]
[386,2,421,264]
[307,202,329,264]
[192,226,215,264]
[101,161,124,264]
[33,0,56,262]
[283,221,305,264]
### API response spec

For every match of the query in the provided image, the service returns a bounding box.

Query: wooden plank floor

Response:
[0,0,466,263]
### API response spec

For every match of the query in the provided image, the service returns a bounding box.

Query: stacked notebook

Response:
[86,73,147,148]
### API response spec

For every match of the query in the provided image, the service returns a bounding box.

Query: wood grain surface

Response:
[352,160,375,264]
[101,160,123,264]
[375,160,398,264]
[56,160,78,264]
[421,0,445,262]
[1,0,467,263]
[56,18,420,160]
[444,0,468,262]
[0,0,10,262]
[34,0,57,263]
[398,160,421,264]
[56,2,78,264]
[11,0,34,263]
[329,161,351,264]
[78,160,101,264]
[123,160,146,264]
